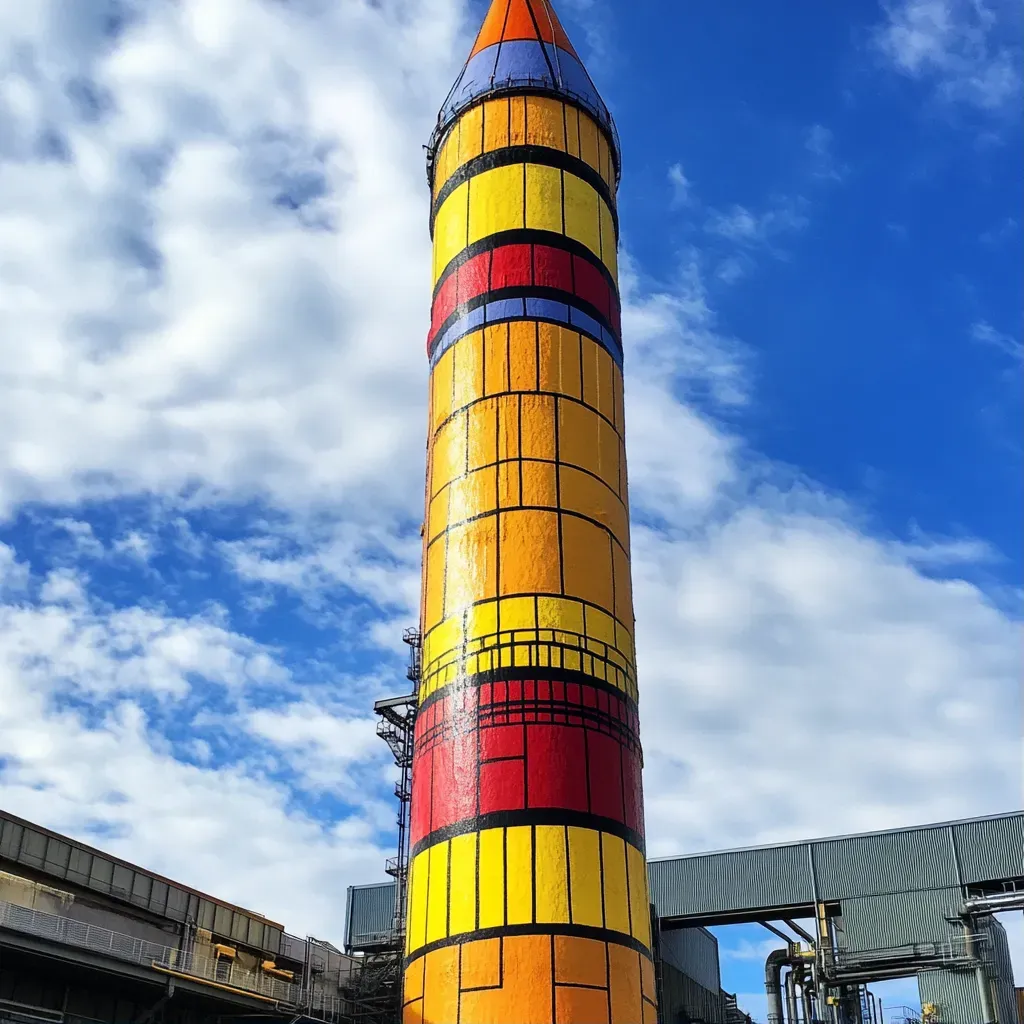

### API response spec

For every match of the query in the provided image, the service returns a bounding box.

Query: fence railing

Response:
[0,899,305,1003]
[825,932,990,972]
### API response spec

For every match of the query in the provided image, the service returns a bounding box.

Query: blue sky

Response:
[0,1,1019,1020]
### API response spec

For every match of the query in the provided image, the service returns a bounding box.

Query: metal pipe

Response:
[962,914,997,1023]
[784,919,817,944]
[766,948,790,1024]
[764,921,797,943]
[964,892,1024,913]
[974,962,996,1023]
[785,966,800,1024]
[803,981,816,1024]
[795,960,814,1023]
[816,903,833,1022]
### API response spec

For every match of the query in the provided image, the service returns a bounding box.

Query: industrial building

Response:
[0,807,368,1023]
[0,800,1019,1023]
[345,811,1024,1024]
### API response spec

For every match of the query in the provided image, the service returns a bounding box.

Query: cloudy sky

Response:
[0,0,1019,1018]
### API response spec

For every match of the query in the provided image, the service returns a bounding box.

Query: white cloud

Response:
[704,200,809,247]
[700,197,809,282]
[247,702,386,793]
[0,571,291,704]
[111,529,155,562]
[971,320,1024,363]
[635,503,1020,855]
[999,911,1024,985]
[875,0,1022,112]
[720,936,785,963]
[668,163,694,208]
[804,123,848,181]
[52,518,106,559]
[0,0,466,518]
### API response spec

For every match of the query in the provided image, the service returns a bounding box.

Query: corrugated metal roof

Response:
[658,926,720,993]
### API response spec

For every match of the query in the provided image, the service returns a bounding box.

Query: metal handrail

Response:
[825,932,990,969]
[427,73,621,187]
[0,898,347,1012]
[420,624,637,695]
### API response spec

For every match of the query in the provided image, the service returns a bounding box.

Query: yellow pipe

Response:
[149,964,279,1004]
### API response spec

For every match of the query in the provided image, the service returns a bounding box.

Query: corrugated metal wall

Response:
[814,826,958,900]
[649,843,813,919]
[916,918,1020,1024]
[954,816,1024,886]
[649,814,1022,922]
[839,887,963,951]
[659,927,721,994]
[344,883,396,951]
[981,916,1019,1024]
[918,969,984,1024]
[659,961,725,1024]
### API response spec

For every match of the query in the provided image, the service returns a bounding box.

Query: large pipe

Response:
[766,948,791,1024]
[963,893,1024,913]
[785,966,801,1023]
[963,914,997,1023]
[792,956,815,1022]
[815,903,832,1023]
[802,977,816,1024]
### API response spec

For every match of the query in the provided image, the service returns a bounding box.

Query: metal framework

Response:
[350,628,422,1024]
[372,628,420,945]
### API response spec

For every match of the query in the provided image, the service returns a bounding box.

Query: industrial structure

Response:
[407,0,654,1020]
[0,798,1018,1024]
[0,3,1019,1024]
[348,811,1024,1024]
[0,807,362,1022]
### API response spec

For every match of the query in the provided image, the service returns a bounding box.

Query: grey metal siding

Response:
[981,917,1019,1024]
[815,827,958,901]
[345,883,396,950]
[955,816,1024,886]
[659,961,725,1024]
[649,844,813,919]
[658,926,721,994]
[839,888,962,951]
[918,968,984,1024]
